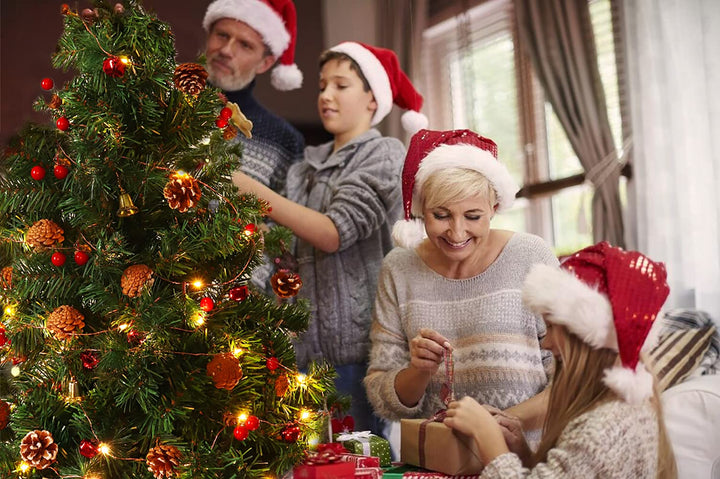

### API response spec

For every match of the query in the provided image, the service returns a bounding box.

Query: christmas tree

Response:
[0,1,336,477]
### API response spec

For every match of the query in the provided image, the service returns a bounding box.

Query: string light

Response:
[191,312,205,327]
[4,305,15,316]
[299,409,311,421]
[98,443,110,455]
[16,461,30,473]
[237,412,248,424]
[295,373,307,386]
[10,366,20,377]
[117,323,130,332]
[119,56,130,65]
[232,347,244,357]
[191,279,204,289]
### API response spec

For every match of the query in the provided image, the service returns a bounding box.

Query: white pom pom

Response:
[602,363,654,404]
[401,110,428,134]
[392,219,425,248]
[271,64,303,91]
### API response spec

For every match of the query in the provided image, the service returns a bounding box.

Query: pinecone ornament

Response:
[146,443,182,478]
[0,266,11,290]
[271,269,303,298]
[46,305,85,340]
[0,400,10,429]
[206,352,242,390]
[20,430,58,470]
[47,93,62,109]
[275,373,289,398]
[26,219,64,249]
[173,63,208,96]
[121,264,154,298]
[163,173,201,213]
[222,124,238,141]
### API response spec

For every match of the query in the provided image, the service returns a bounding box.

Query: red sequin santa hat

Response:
[329,42,428,133]
[203,0,302,90]
[392,129,518,248]
[522,242,670,404]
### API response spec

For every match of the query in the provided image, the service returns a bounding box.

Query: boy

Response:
[232,41,427,431]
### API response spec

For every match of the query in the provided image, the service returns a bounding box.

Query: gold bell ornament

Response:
[117,188,139,217]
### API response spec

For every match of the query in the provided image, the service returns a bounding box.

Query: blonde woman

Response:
[364,129,558,438]
[444,242,677,479]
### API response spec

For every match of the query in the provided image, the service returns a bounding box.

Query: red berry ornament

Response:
[220,107,232,120]
[0,329,7,347]
[57,117,70,131]
[81,351,99,370]
[243,223,257,235]
[244,415,259,431]
[53,164,69,179]
[228,285,249,302]
[51,252,67,267]
[74,250,90,266]
[215,117,228,128]
[102,56,126,77]
[199,297,214,312]
[266,356,279,371]
[41,78,54,90]
[233,425,249,441]
[281,424,301,443]
[31,165,46,180]
[79,439,99,458]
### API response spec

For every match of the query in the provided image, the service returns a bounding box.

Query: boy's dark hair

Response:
[319,51,371,92]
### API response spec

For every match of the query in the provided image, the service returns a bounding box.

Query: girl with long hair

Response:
[444,242,677,478]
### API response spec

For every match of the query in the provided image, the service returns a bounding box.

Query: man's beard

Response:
[207,64,256,92]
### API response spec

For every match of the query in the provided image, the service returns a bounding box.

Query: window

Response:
[421,0,624,255]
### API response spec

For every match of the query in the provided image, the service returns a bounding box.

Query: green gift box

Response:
[333,431,392,466]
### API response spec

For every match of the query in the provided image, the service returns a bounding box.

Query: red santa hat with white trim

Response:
[203,0,302,90]
[392,129,518,248]
[329,41,428,133]
[522,241,670,404]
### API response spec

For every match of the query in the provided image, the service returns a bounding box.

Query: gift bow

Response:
[335,430,372,442]
[304,450,342,465]
[317,442,348,455]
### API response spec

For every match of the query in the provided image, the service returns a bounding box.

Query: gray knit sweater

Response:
[286,129,405,368]
[365,233,558,420]
[481,400,660,478]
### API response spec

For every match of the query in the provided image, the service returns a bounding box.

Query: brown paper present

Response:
[400,418,484,475]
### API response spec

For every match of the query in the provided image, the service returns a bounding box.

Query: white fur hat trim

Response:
[392,218,425,249]
[522,264,618,350]
[414,144,518,213]
[401,110,429,135]
[603,363,654,404]
[271,63,303,91]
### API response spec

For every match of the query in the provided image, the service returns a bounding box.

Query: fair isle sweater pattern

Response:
[365,233,559,421]
[481,400,659,478]
[224,81,304,193]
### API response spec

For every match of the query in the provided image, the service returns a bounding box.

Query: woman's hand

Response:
[409,328,451,374]
[444,397,509,464]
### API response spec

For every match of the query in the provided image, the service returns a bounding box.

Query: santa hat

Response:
[203,0,302,90]
[392,129,518,248]
[522,242,670,404]
[329,42,428,133]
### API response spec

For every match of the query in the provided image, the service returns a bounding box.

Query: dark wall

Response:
[0,0,329,147]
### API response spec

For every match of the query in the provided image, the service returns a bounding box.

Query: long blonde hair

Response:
[534,327,677,479]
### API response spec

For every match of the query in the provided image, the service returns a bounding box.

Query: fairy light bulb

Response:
[192,279,204,289]
[4,305,15,316]
[307,434,320,448]
[10,366,20,377]
[299,409,311,421]
[119,56,130,64]
[232,347,243,357]
[118,323,130,331]
[191,312,205,327]
[17,462,30,473]
[238,412,248,424]
[295,373,307,385]
[99,443,110,455]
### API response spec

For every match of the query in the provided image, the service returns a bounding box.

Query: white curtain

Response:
[623,0,720,321]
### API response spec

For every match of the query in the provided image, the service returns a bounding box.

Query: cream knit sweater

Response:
[481,399,660,478]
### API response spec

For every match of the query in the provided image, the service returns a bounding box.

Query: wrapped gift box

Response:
[338,453,381,467]
[354,466,383,478]
[382,464,481,479]
[400,419,483,475]
[334,431,392,466]
[293,461,355,479]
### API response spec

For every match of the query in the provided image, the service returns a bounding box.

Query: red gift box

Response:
[293,461,355,479]
[338,453,381,467]
[354,466,383,478]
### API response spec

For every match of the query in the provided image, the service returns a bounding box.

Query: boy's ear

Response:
[368,96,378,113]
[255,55,277,75]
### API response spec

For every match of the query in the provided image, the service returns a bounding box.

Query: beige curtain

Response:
[376,0,429,142]
[516,0,624,247]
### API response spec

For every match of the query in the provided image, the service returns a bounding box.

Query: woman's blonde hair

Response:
[534,326,677,479]
[415,168,497,217]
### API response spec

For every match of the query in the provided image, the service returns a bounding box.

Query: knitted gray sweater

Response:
[365,232,558,420]
[481,400,659,478]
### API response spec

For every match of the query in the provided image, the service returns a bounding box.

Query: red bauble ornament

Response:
[102,56,126,78]
[215,117,228,128]
[243,223,257,235]
[80,351,99,370]
[228,285,249,302]
[74,250,90,266]
[266,356,279,371]
[199,297,214,312]
[220,107,232,120]
[244,415,259,431]
[53,164,69,180]
[233,425,249,441]
[57,117,70,131]
[281,424,301,443]
[31,165,46,181]
[41,78,54,90]
[79,439,99,458]
[127,329,144,345]
[51,252,67,267]
[0,329,7,347]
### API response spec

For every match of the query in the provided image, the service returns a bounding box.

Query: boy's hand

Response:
[483,405,532,465]
[409,328,452,374]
